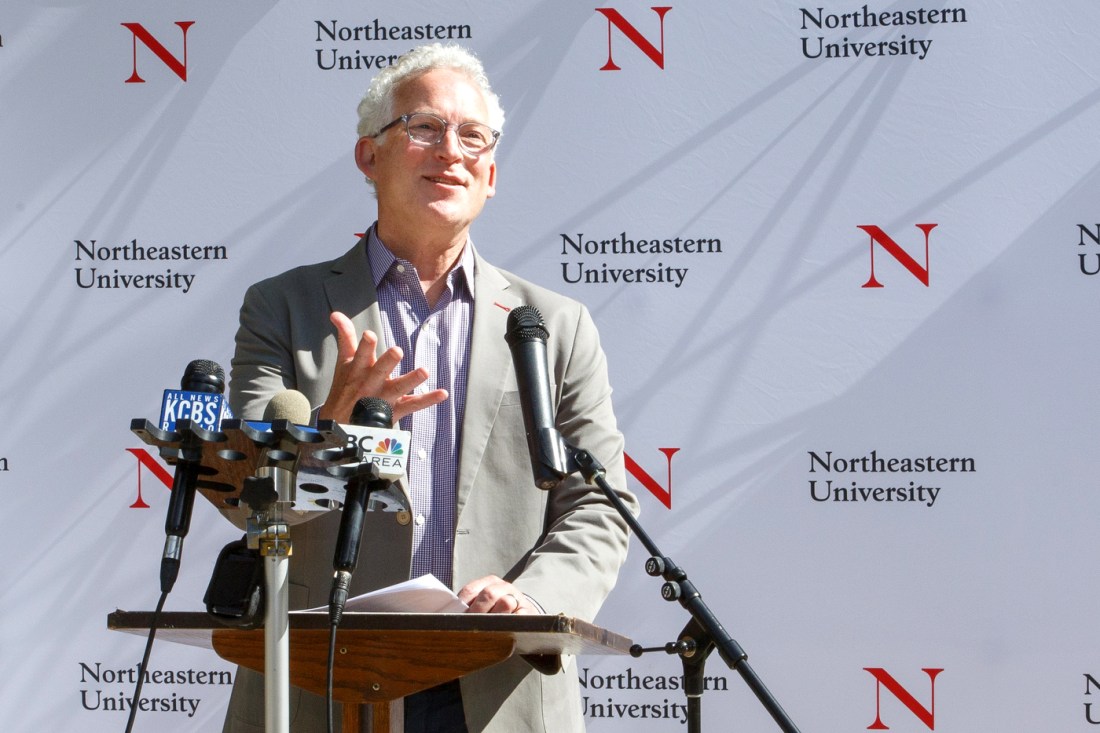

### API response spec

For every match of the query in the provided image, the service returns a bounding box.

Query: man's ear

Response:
[355,136,377,180]
[486,160,496,198]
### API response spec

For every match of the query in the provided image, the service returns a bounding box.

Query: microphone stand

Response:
[237,471,291,733]
[235,419,319,733]
[555,440,801,733]
[129,416,338,733]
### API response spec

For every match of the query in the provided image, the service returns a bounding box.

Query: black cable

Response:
[326,621,339,733]
[123,589,169,732]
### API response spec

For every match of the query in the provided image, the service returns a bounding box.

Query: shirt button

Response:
[414,514,425,526]
[396,264,406,273]
[417,448,428,460]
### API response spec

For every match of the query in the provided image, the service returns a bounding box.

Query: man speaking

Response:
[224,43,637,732]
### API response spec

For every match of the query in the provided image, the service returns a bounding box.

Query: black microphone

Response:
[505,305,570,489]
[329,397,394,624]
[161,359,225,593]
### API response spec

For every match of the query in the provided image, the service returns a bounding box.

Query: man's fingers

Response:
[458,576,532,614]
[393,389,448,421]
[368,344,402,375]
[322,313,448,423]
[330,312,360,359]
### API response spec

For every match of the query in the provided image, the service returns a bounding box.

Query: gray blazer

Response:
[221,238,636,732]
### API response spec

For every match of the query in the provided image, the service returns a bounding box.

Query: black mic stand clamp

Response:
[239,474,292,560]
[561,446,801,733]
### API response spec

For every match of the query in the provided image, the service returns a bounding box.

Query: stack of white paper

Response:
[307,574,469,613]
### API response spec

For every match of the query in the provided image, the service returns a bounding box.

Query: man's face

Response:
[357,68,497,240]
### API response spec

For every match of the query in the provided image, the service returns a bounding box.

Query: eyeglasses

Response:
[375,112,500,156]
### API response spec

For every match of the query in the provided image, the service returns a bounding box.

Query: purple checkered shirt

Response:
[367,226,472,588]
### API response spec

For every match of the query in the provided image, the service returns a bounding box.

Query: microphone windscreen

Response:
[505,305,548,345]
[351,397,393,428]
[182,359,225,393]
[262,389,312,424]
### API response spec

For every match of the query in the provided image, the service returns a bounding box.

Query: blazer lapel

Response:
[456,254,521,518]
[322,237,385,338]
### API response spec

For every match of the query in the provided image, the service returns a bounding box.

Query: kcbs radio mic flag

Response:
[159,359,233,431]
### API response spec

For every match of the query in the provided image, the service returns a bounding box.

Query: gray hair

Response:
[356,43,505,139]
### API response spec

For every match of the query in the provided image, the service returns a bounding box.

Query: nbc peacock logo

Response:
[375,438,404,455]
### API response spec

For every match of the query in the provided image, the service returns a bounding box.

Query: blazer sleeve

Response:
[229,279,297,420]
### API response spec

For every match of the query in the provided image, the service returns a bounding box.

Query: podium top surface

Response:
[108,610,633,657]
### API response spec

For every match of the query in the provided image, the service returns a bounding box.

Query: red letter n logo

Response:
[624,448,680,509]
[860,224,937,288]
[126,447,173,509]
[864,667,943,730]
[595,7,672,70]
[121,21,195,83]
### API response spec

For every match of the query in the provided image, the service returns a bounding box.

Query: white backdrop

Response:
[4,1,1100,730]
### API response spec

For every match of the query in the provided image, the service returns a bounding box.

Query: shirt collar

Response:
[365,223,476,298]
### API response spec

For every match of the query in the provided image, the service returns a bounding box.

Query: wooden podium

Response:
[108,610,632,732]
